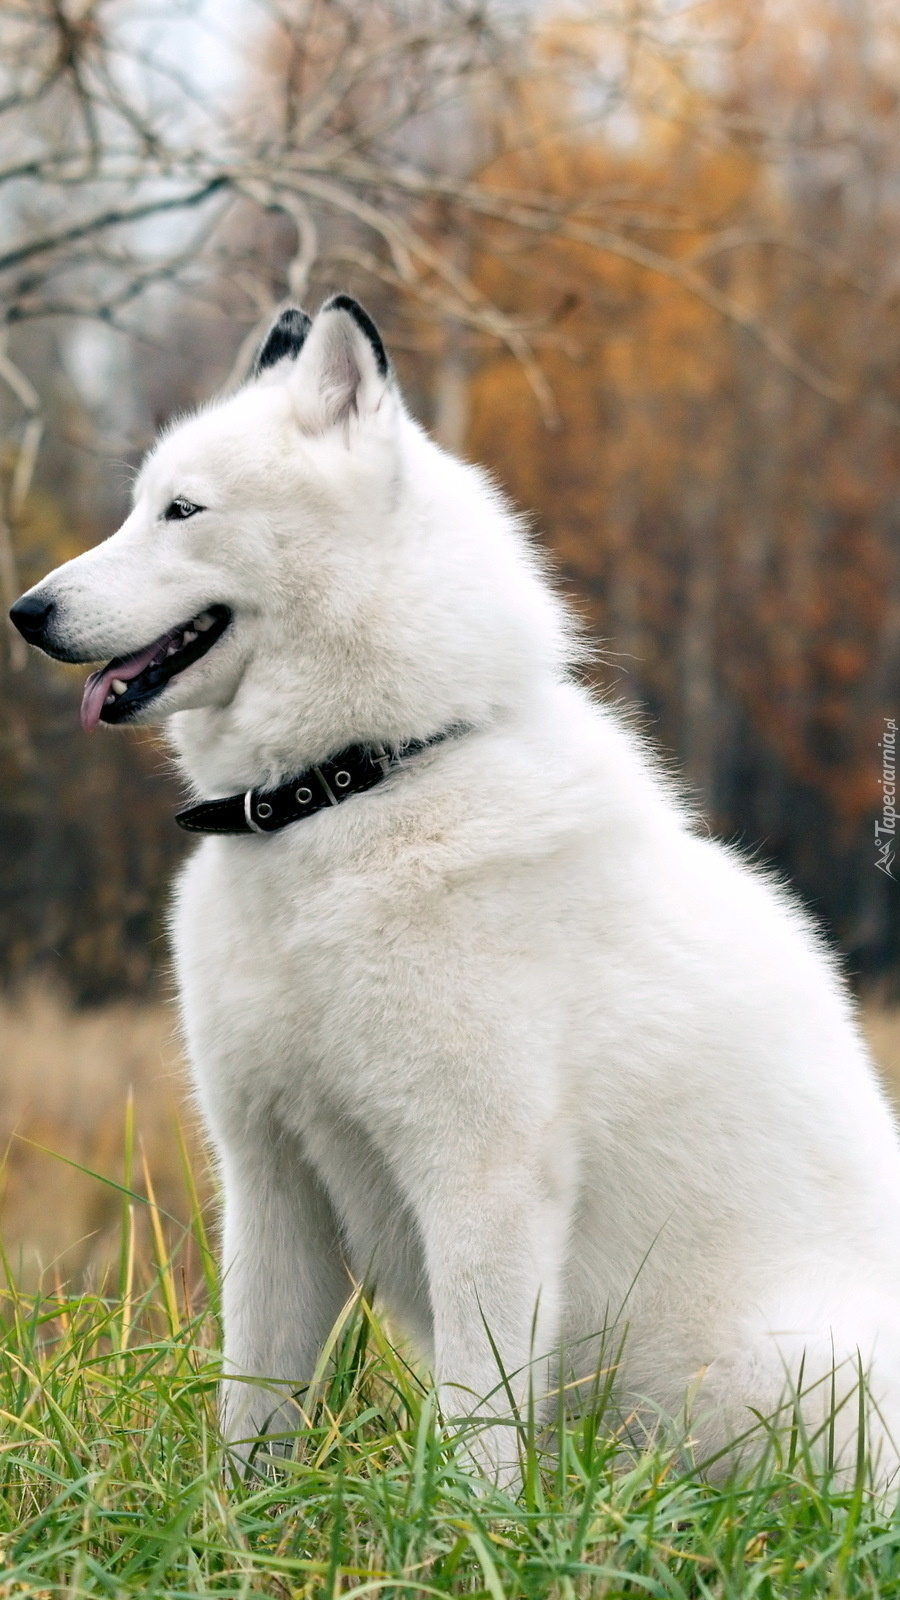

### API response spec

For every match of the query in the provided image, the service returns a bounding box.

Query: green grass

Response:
[3,1143,900,1597]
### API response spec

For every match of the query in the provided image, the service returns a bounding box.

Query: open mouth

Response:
[80,604,232,732]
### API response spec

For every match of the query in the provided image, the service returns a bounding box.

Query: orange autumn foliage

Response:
[460,0,900,971]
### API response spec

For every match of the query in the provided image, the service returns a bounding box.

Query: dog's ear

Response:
[289,295,391,432]
[253,307,312,375]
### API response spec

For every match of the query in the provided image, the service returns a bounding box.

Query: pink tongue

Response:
[80,630,177,733]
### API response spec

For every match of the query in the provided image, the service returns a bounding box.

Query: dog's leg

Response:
[419,1168,571,1491]
[217,1126,350,1468]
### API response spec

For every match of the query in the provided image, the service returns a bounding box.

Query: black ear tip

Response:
[254,306,312,374]
[321,293,389,378]
[277,306,312,336]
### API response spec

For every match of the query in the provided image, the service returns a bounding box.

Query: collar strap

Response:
[175,734,450,836]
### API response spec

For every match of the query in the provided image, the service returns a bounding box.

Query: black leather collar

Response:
[175,733,453,836]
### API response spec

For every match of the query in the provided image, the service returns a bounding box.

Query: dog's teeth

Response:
[111,678,127,694]
[183,629,198,644]
[166,643,178,656]
[105,692,116,705]
[194,613,213,631]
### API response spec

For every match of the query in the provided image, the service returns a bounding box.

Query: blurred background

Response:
[1,0,899,1286]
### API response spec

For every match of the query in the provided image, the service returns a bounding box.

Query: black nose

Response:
[9,594,54,642]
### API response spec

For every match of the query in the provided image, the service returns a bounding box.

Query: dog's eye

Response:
[164,497,204,522]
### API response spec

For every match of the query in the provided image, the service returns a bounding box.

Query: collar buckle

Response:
[243,788,268,833]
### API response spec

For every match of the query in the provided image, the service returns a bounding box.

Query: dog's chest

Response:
[172,827,463,1132]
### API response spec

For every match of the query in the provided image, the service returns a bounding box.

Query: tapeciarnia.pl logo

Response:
[875,717,896,879]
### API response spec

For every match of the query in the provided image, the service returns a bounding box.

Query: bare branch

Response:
[0,177,229,277]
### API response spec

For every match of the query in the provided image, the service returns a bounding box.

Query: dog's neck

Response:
[167,702,405,799]
[166,662,489,800]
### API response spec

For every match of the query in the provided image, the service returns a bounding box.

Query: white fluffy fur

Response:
[22,301,900,1487]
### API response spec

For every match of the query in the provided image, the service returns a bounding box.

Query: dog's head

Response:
[10,294,569,787]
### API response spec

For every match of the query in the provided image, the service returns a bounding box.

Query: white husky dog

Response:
[11,295,900,1486]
